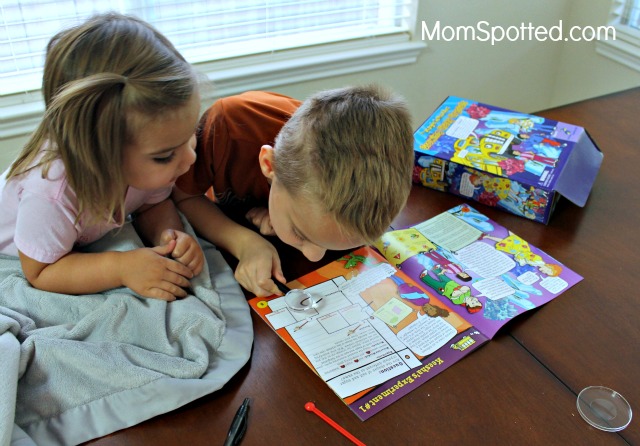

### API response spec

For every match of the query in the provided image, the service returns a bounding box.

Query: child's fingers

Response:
[159,228,177,245]
[259,218,274,236]
[165,269,192,288]
[272,278,290,295]
[234,269,274,297]
[160,254,194,283]
[271,253,285,286]
[177,253,204,276]
[255,278,281,297]
[172,243,204,276]
[152,240,176,256]
[271,276,287,295]
[147,283,186,301]
[190,257,204,276]
[245,207,275,235]
[162,282,188,299]
[146,290,176,302]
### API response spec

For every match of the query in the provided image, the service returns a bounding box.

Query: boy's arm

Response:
[133,198,184,246]
[245,206,276,236]
[172,188,285,296]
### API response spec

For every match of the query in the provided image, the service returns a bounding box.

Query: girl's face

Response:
[122,94,200,191]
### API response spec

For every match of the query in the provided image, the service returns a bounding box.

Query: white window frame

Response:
[596,0,640,72]
[0,2,426,140]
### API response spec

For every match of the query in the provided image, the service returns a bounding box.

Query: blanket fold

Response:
[0,221,253,446]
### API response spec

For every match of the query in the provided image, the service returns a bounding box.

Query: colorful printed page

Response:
[374,204,583,339]
[249,203,581,420]
[249,247,489,421]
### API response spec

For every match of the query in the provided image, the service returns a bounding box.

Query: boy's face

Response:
[260,146,365,261]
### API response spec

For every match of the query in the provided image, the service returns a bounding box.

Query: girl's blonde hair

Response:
[7,12,198,224]
[273,85,414,244]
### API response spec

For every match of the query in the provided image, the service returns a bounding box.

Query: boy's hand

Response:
[120,242,194,301]
[234,233,286,297]
[245,207,275,236]
[160,229,205,276]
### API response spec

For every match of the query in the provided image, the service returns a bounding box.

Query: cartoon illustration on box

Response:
[413,96,602,224]
[414,156,447,191]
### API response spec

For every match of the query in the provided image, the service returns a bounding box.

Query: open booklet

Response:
[248,204,583,421]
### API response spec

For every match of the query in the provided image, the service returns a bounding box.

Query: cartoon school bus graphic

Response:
[451,335,476,351]
[417,157,447,191]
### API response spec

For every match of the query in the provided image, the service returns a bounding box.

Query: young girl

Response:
[0,13,204,301]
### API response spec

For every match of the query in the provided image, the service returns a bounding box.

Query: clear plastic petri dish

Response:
[284,289,323,312]
[576,386,632,432]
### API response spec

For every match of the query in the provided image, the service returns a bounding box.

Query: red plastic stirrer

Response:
[304,402,366,446]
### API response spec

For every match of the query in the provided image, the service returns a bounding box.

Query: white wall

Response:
[553,0,640,104]
[1,0,639,172]
[1,134,26,173]
[270,0,639,123]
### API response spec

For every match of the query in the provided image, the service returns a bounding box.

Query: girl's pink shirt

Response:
[0,158,171,264]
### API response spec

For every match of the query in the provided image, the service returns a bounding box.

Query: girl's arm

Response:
[19,244,194,301]
[172,188,285,297]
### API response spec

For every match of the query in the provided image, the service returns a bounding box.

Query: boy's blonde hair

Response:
[273,85,414,244]
[7,13,198,224]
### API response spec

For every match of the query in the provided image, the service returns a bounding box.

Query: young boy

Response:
[173,85,414,297]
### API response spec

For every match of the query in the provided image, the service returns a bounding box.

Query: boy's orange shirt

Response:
[176,91,301,212]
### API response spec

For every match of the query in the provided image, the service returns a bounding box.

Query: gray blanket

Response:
[0,222,253,445]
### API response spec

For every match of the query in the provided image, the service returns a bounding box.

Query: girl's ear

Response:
[259,145,276,181]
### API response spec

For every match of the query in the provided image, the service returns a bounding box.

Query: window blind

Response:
[621,0,640,28]
[0,0,414,96]
[596,0,640,74]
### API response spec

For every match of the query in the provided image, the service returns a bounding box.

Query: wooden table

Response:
[88,87,639,445]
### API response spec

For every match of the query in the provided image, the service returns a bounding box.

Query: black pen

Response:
[223,397,250,446]
[274,278,291,295]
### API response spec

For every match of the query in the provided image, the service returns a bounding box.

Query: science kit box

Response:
[413,96,603,224]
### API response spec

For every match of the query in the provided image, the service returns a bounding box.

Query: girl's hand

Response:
[160,229,205,276]
[245,207,275,236]
[234,233,285,297]
[119,241,194,301]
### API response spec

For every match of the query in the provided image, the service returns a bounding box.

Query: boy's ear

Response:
[259,145,276,180]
